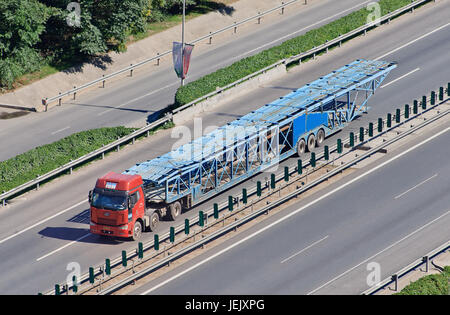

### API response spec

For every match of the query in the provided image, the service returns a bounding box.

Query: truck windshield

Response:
[92,192,127,211]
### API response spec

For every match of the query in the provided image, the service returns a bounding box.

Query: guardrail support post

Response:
[258,12,261,24]
[130,64,133,77]
[199,211,205,227]
[422,256,429,272]
[154,234,159,251]
[281,2,285,15]
[89,267,95,284]
[257,181,262,197]
[105,258,111,276]
[170,227,175,243]
[213,203,219,219]
[157,53,160,66]
[378,118,383,133]
[391,274,398,291]
[349,132,354,147]
[122,250,127,267]
[297,159,303,175]
[209,32,212,44]
[284,166,289,182]
[138,242,144,259]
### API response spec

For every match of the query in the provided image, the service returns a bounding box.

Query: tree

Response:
[0,0,49,88]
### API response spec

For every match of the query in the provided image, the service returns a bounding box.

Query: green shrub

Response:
[174,0,419,108]
[0,127,136,192]
[396,266,450,295]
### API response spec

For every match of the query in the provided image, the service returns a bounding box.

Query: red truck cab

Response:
[89,172,147,240]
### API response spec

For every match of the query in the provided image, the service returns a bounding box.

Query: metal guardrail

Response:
[0,0,441,207]
[43,94,450,295]
[362,241,450,295]
[41,0,303,108]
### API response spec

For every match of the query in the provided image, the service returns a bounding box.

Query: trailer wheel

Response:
[296,138,306,156]
[149,212,159,232]
[168,201,181,221]
[307,134,316,152]
[132,220,142,241]
[316,129,325,147]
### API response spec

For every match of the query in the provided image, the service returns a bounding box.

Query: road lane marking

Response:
[394,173,438,199]
[36,233,91,262]
[97,82,178,116]
[140,126,450,295]
[375,22,450,60]
[307,209,450,295]
[381,68,420,89]
[280,235,329,264]
[51,126,70,135]
[231,1,373,62]
[0,199,88,245]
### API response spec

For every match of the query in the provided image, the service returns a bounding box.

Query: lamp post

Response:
[181,0,186,86]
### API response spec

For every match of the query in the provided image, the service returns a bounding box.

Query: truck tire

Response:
[149,212,159,232]
[132,220,142,241]
[316,129,325,147]
[168,201,182,221]
[296,138,306,156]
[307,134,316,152]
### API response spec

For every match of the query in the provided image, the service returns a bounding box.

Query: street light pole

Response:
[181,0,186,86]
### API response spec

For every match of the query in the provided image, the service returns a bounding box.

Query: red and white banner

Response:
[173,42,194,79]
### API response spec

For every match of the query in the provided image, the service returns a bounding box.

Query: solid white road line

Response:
[381,68,420,89]
[394,173,438,199]
[280,235,329,264]
[36,233,91,262]
[51,126,71,135]
[307,209,450,295]
[375,22,450,60]
[0,199,88,245]
[97,82,178,116]
[140,126,450,295]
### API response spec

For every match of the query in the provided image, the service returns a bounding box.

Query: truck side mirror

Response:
[88,190,93,204]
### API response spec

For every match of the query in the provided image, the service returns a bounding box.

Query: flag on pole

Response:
[173,42,194,79]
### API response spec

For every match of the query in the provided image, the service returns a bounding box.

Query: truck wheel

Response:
[296,138,306,156]
[168,201,182,221]
[307,134,316,152]
[149,212,159,232]
[316,129,325,147]
[132,220,142,241]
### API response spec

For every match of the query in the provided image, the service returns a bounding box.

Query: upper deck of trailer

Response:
[123,59,396,185]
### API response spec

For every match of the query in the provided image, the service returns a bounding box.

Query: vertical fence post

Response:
[349,132,354,147]
[405,104,409,119]
[271,174,276,189]
[122,250,127,267]
[387,113,392,128]
[154,234,159,251]
[213,203,219,219]
[368,123,373,137]
[422,95,427,110]
[257,181,262,197]
[284,166,289,182]
[378,118,383,133]
[105,258,111,276]
[413,100,418,114]
[242,188,248,204]
[170,227,175,243]
[310,152,316,168]
[337,139,342,154]
[297,159,303,174]
[89,267,95,284]
[138,242,144,259]
[185,219,190,235]
[359,127,364,143]
[324,145,329,161]
[199,211,204,227]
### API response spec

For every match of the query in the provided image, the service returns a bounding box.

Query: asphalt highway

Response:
[132,120,450,295]
[0,0,382,161]
[0,0,448,294]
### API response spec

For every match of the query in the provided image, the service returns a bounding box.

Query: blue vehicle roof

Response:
[123,59,395,184]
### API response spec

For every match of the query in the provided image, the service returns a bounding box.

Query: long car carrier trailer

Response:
[89,59,397,240]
